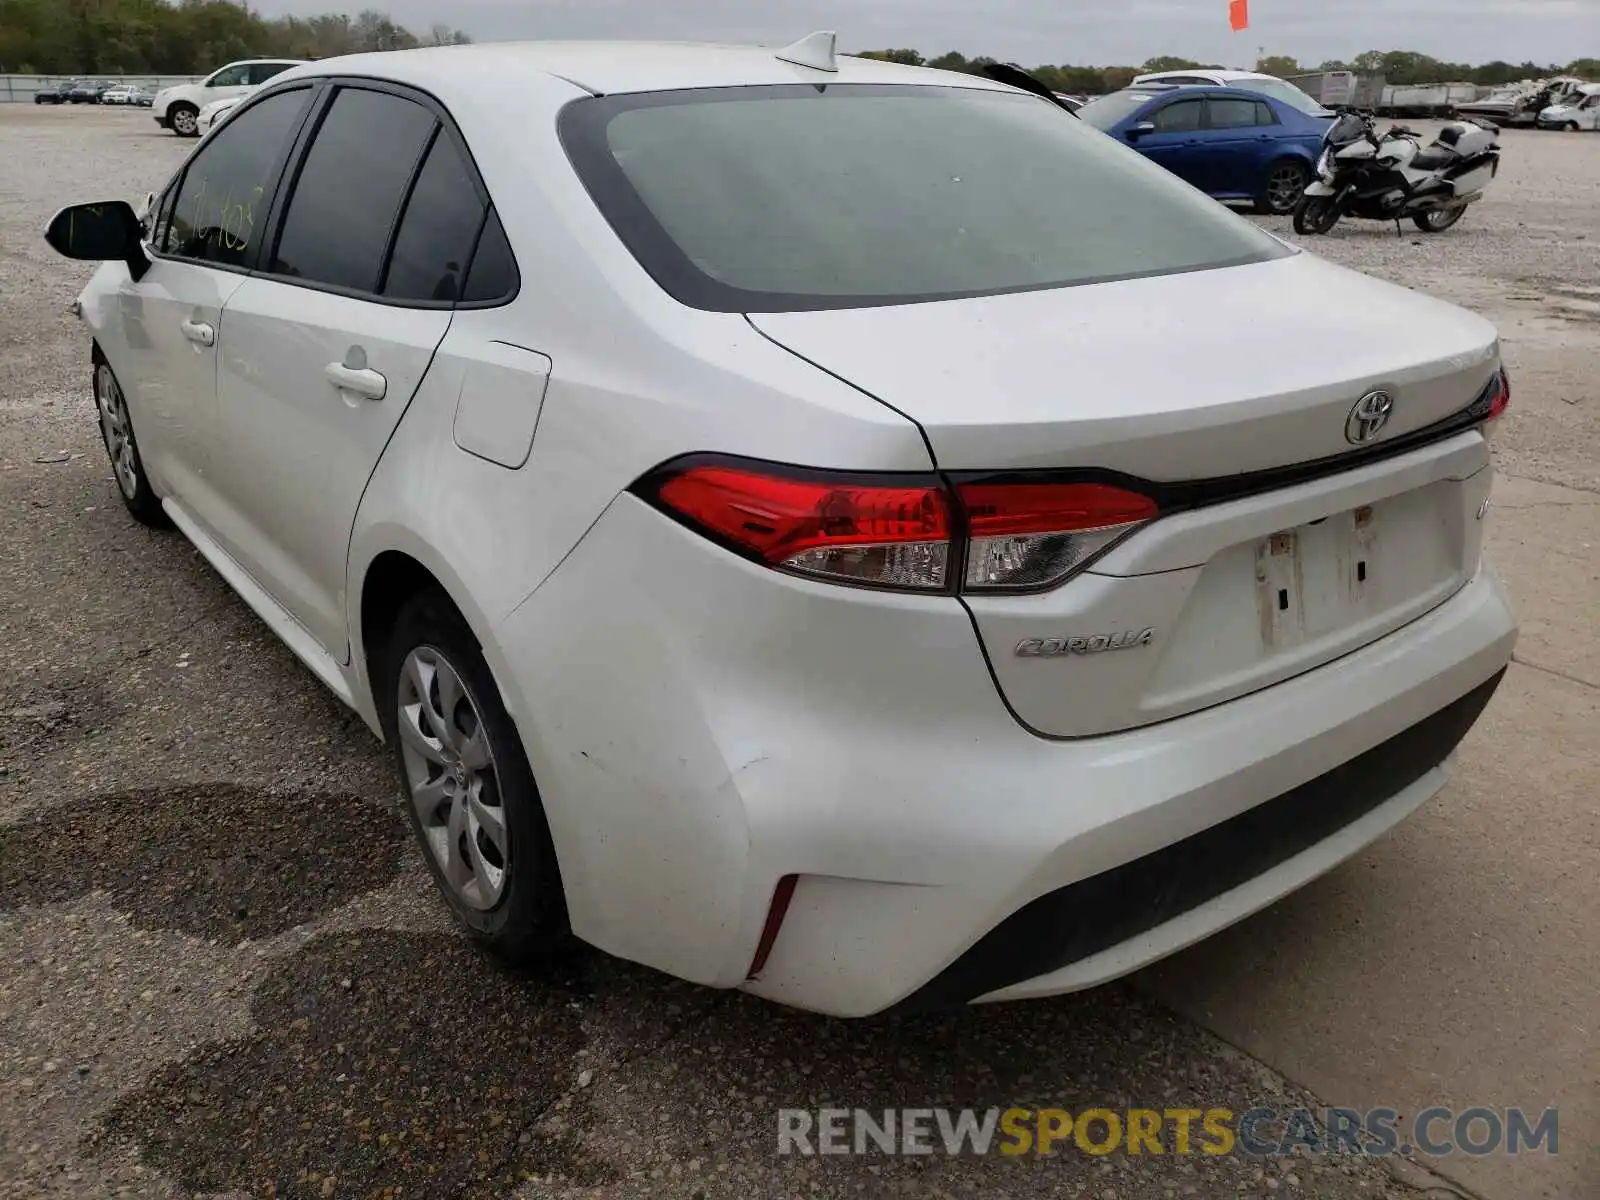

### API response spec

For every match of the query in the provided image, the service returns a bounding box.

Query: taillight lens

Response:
[1486,369,1510,422]
[643,461,1158,594]
[1481,369,1510,441]
[958,481,1158,592]
[654,464,952,590]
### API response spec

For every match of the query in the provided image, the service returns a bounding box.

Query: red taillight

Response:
[1486,369,1510,423]
[655,464,952,590]
[644,461,1158,594]
[959,480,1158,592]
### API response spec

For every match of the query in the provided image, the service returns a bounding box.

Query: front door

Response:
[1134,97,1208,189]
[209,84,490,656]
[113,85,316,515]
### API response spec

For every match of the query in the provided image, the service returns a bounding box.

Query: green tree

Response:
[855,48,923,66]
[1140,55,1203,73]
[1255,54,1300,77]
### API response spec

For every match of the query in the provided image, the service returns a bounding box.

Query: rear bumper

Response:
[493,496,1517,1017]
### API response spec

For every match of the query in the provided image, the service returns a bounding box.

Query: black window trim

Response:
[144,73,519,311]
[146,80,322,278]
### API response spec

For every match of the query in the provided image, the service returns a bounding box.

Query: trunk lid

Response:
[752,252,1502,737]
[748,252,1499,477]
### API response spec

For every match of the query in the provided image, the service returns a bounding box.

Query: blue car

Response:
[1079,84,1333,215]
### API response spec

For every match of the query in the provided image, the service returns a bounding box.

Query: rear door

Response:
[209,82,489,655]
[1135,98,1208,188]
[1197,95,1279,197]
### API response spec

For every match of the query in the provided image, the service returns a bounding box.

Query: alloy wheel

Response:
[1266,162,1308,215]
[95,363,140,500]
[396,645,509,911]
[171,107,197,136]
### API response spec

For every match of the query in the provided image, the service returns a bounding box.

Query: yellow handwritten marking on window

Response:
[184,176,260,256]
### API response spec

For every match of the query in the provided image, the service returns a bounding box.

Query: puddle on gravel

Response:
[0,784,409,942]
[93,929,615,1198]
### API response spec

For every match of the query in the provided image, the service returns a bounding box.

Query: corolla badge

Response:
[1016,629,1156,657]
[1346,390,1395,444]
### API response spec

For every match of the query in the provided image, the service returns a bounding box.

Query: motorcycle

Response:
[1293,109,1501,236]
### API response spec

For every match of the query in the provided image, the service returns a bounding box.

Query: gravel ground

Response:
[2,104,1594,1200]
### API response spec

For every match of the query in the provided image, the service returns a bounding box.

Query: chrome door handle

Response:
[180,318,215,347]
[325,361,387,401]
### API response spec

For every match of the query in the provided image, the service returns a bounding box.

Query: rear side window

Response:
[382,132,485,302]
[270,87,436,293]
[165,87,312,267]
[461,209,517,302]
[1154,99,1204,131]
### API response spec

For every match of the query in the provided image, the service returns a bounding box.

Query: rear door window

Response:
[1207,97,1265,129]
[269,86,436,294]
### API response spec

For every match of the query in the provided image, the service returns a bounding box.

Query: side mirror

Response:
[1127,122,1156,139]
[43,200,150,281]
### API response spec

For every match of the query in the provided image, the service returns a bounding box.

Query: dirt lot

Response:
[1,105,1595,1200]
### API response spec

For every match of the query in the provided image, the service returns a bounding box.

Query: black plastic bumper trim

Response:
[889,666,1507,1014]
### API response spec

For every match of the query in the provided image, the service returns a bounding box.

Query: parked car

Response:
[1537,82,1600,131]
[101,85,151,107]
[195,95,241,137]
[33,80,79,105]
[67,79,114,104]
[1133,68,1334,116]
[1052,92,1086,112]
[45,38,1516,1018]
[1078,83,1333,213]
[152,58,305,136]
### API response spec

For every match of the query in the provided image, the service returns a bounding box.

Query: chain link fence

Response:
[1,74,202,103]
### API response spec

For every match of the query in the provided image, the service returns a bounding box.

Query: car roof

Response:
[1138,69,1275,82]
[272,41,1016,100]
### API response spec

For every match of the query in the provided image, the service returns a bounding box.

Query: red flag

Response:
[1229,0,1249,31]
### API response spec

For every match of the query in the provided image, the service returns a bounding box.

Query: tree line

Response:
[0,0,471,76]
[857,49,1600,96]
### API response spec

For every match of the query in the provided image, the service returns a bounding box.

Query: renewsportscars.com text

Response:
[777,1106,1559,1159]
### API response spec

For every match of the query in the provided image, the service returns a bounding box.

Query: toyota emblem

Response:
[1346,390,1395,445]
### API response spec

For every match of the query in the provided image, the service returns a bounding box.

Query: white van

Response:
[152,59,306,137]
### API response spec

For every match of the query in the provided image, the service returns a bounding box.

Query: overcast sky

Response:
[254,0,1596,68]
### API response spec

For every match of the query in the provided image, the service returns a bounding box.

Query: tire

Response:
[379,587,569,963]
[1293,193,1343,235]
[92,356,169,528]
[1257,158,1310,215]
[1566,122,1581,133]
[168,103,199,137]
[1413,205,1466,233]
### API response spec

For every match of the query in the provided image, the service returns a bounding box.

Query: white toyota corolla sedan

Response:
[46,36,1516,1017]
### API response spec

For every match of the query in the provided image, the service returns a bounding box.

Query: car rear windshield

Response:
[559,83,1292,313]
